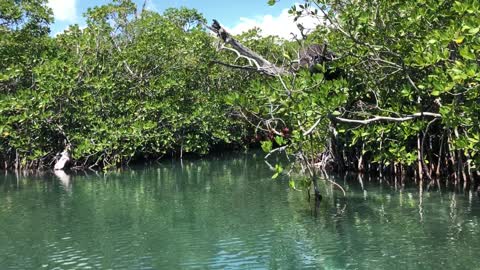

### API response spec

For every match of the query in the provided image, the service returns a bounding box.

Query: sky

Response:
[47,0,320,39]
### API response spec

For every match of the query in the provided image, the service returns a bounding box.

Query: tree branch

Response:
[211,60,259,71]
[330,112,441,125]
[205,20,289,76]
[303,116,325,136]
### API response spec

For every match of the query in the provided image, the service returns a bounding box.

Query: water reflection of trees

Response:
[0,153,479,269]
[285,172,480,269]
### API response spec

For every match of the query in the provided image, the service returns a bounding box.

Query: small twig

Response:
[265,145,289,159]
[303,116,325,136]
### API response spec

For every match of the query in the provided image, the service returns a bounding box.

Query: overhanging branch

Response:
[211,60,259,72]
[330,112,441,125]
[205,20,289,76]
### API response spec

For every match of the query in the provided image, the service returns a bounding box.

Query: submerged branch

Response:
[325,177,347,197]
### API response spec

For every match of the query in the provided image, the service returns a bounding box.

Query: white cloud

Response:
[47,0,77,22]
[145,1,159,12]
[227,5,325,40]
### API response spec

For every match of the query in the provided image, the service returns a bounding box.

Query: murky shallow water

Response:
[1,152,479,269]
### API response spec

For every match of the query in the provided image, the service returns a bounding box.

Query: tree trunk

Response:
[206,20,289,76]
[54,147,71,170]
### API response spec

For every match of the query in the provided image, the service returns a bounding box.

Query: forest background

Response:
[1,0,479,190]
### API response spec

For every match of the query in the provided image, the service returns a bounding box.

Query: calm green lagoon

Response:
[1,152,479,269]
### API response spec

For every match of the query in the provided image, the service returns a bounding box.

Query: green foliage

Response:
[0,0,250,169]
[254,0,480,185]
[1,0,479,179]
[261,141,273,153]
[271,164,283,179]
[319,0,480,169]
[0,0,53,92]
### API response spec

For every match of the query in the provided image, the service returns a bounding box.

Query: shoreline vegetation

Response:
[3,151,479,199]
[1,0,479,196]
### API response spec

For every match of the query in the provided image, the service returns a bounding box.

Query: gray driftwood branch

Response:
[330,112,441,125]
[205,20,289,76]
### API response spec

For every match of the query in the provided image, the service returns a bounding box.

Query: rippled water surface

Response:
[1,152,480,269]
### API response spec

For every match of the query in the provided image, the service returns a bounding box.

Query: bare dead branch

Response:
[141,0,148,13]
[331,112,441,125]
[265,145,289,159]
[205,20,289,76]
[211,60,259,71]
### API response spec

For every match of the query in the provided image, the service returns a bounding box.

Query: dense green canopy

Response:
[1,0,479,191]
[1,1,254,169]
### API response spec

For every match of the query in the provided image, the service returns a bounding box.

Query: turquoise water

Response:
[0,152,479,269]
